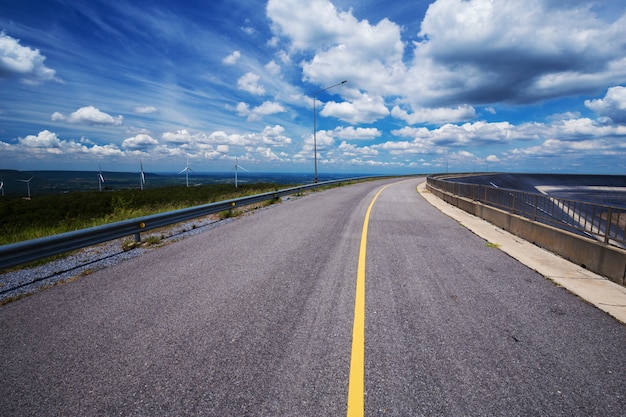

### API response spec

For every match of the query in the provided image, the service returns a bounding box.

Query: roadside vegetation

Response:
[0,182,288,245]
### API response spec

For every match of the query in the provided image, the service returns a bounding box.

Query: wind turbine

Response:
[232,156,249,188]
[139,159,146,190]
[98,164,105,192]
[18,176,34,199]
[178,158,194,187]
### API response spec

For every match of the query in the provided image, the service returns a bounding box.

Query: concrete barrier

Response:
[427,184,626,287]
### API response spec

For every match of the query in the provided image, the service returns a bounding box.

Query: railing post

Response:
[511,192,516,214]
[604,207,612,244]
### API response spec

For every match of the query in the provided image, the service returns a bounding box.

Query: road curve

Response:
[1,178,624,416]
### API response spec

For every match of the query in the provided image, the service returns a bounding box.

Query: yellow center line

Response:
[347,182,395,417]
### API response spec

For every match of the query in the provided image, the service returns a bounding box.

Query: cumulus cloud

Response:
[223,50,241,65]
[268,0,626,115]
[0,32,60,84]
[338,141,379,157]
[408,0,626,106]
[392,120,535,147]
[321,93,389,124]
[380,116,626,162]
[122,133,159,151]
[159,125,292,153]
[162,129,195,145]
[236,101,286,121]
[256,125,292,146]
[584,86,626,124]
[391,105,477,125]
[508,138,620,160]
[237,72,266,95]
[334,126,382,140]
[8,130,123,157]
[265,60,281,76]
[19,130,69,150]
[52,106,123,126]
[295,129,335,161]
[269,0,404,93]
[267,0,403,60]
[548,117,626,140]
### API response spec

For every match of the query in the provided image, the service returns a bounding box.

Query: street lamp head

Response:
[341,80,347,84]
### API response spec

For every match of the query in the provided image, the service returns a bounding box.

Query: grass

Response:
[0,182,289,246]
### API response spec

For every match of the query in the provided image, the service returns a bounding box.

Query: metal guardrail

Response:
[427,175,626,248]
[0,177,378,270]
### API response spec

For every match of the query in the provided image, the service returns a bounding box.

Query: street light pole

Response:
[313,80,347,183]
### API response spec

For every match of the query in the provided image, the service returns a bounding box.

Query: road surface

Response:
[1,178,624,416]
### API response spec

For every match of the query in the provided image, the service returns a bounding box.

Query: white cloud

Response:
[390,120,519,148]
[122,133,159,151]
[509,138,621,159]
[549,117,626,140]
[338,141,379,157]
[19,130,68,149]
[268,0,404,92]
[241,19,256,35]
[375,115,626,166]
[89,143,126,157]
[133,106,158,114]
[547,111,582,121]
[584,86,626,124]
[158,125,292,157]
[52,106,123,126]
[11,130,123,157]
[321,93,389,124]
[236,101,286,121]
[216,144,230,154]
[295,129,335,161]
[269,0,626,111]
[254,146,283,161]
[256,125,292,146]
[237,72,266,95]
[268,0,360,51]
[265,60,281,76]
[0,31,60,84]
[334,126,381,140]
[223,50,241,65]
[161,129,199,145]
[391,105,477,125]
[407,0,626,106]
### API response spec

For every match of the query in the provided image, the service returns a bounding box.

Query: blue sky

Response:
[1,0,626,175]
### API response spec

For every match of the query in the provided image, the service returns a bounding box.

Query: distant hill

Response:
[0,170,358,197]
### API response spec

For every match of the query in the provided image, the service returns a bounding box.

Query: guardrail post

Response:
[135,221,146,243]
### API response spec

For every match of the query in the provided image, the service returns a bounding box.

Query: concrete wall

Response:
[427,184,626,287]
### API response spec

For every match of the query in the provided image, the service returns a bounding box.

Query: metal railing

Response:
[0,177,379,270]
[427,176,626,248]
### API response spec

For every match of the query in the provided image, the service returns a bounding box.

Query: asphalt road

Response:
[1,178,624,416]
